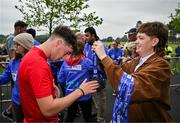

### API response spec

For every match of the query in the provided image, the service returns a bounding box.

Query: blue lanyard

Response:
[112,72,134,123]
[92,52,98,79]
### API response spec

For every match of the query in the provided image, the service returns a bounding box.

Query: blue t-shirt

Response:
[0,59,21,105]
[49,59,64,83]
[83,41,108,83]
[108,48,124,64]
[175,47,180,57]
[57,58,93,101]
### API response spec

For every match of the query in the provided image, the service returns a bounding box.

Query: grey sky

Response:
[0,0,179,38]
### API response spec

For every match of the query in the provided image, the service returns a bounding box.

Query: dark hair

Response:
[71,41,84,56]
[137,21,168,55]
[14,49,29,60]
[84,27,99,40]
[26,28,36,38]
[52,25,77,51]
[112,40,119,45]
[14,20,28,28]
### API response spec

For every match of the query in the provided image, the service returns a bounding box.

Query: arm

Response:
[101,56,123,90]
[92,41,124,90]
[36,80,98,117]
[29,62,98,117]
[0,62,12,84]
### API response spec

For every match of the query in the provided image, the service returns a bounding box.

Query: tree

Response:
[169,2,180,33]
[15,0,103,35]
[106,36,113,42]
[115,37,121,42]
[120,35,128,42]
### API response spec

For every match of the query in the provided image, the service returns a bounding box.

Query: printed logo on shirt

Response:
[11,72,17,82]
[66,65,82,70]
[67,81,80,90]
[111,55,115,59]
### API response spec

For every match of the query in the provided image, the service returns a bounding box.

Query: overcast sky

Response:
[0,0,179,38]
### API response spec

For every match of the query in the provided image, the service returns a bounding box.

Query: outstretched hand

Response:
[92,41,107,60]
[79,80,99,95]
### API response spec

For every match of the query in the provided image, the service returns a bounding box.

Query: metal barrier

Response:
[166,57,180,91]
[0,55,12,122]
[0,84,12,122]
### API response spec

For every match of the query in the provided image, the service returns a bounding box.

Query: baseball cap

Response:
[125,28,137,34]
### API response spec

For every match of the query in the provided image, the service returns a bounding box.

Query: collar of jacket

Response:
[134,51,164,72]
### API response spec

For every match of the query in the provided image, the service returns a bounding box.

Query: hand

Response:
[92,41,107,60]
[53,84,60,98]
[122,57,129,63]
[79,80,99,95]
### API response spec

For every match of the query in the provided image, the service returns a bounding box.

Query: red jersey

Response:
[18,47,58,122]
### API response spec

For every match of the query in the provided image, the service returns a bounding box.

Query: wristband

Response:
[78,88,85,96]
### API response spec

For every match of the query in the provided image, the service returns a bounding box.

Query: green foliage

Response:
[169,2,180,33]
[102,35,128,44]
[0,35,6,44]
[171,59,180,74]
[0,68,3,74]
[35,34,49,43]
[15,0,103,35]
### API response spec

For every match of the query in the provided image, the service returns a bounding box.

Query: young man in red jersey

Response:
[18,25,99,122]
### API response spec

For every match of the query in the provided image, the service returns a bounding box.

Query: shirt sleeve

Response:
[108,49,111,56]
[57,62,66,87]
[7,36,15,50]
[0,62,12,84]
[101,56,123,90]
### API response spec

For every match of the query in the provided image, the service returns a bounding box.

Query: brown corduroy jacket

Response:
[101,52,173,122]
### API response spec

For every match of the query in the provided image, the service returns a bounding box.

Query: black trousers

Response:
[65,98,95,122]
[12,102,24,122]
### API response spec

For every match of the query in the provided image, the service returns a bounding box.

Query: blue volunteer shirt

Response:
[83,41,108,84]
[57,58,93,101]
[0,59,21,105]
[49,59,64,81]
[108,48,124,64]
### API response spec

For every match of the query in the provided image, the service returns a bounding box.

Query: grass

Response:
[170,59,180,74]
